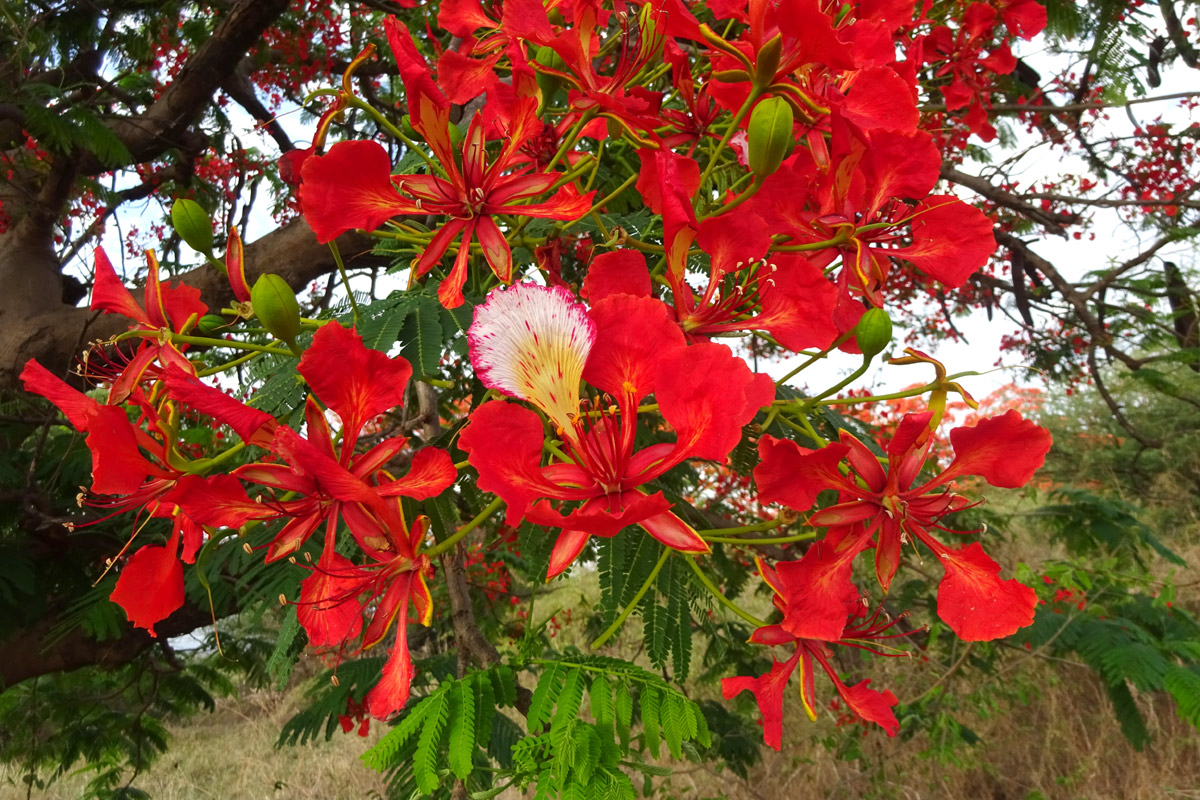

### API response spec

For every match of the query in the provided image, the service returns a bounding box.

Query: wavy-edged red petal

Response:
[584,295,685,403]
[721,648,801,751]
[300,141,420,243]
[299,321,413,447]
[110,526,184,637]
[754,436,851,511]
[934,541,1036,641]
[940,409,1052,488]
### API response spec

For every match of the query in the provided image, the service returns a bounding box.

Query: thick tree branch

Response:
[941,165,1079,235]
[81,0,290,174]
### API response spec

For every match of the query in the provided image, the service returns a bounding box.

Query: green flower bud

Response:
[171,198,214,255]
[250,274,302,347]
[747,96,794,178]
[197,314,229,335]
[534,45,567,104]
[855,308,893,357]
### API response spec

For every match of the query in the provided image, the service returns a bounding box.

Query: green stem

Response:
[562,172,639,234]
[546,111,594,172]
[424,496,504,559]
[589,548,671,650]
[806,354,871,405]
[329,240,361,325]
[703,531,818,545]
[119,330,294,356]
[686,556,768,628]
[342,96,445,176]
[696,518,782,537]
[698,88,761,191]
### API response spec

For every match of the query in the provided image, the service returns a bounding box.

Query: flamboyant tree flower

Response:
[166,321,456,562]
[723,559,904,749]
[458,283,774,578]
[747,124,996,308]
[300,94,592,308]
[754,409,1052,642]
[86,246,206,402]
[593,149,839,351]
[20,362,270,635]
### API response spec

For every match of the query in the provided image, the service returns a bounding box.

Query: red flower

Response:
[722,559,904,750]
[459,284,774,578]
[754,410,1051,641]
[300,95,592,308]
[20,362,270,635]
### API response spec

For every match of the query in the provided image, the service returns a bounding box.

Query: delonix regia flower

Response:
[754,409,1053,642]
[460,283,775,579]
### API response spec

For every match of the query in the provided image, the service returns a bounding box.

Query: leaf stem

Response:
[589,548,671,650]
[424,496,504,558]
[685,556,768,628]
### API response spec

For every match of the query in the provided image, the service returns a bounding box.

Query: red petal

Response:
[941,409,1052,488]
[300,141,420,243]
[934,541,1037,641]
[299,321,412,446]
[774,526,871,641]
[383,17,448,131]
[167,474,272,529]
[656,342,771,463]
[297,546,365,647]
[475,215,513,284]
[581,250,651,303]
[436,48,501,104]
[841,66,918,134]
[584,295,685,403]
[110,527,184,637]
[458,400,566,525]
[721,648,801,751]
[830,675,900,736]
[526,491,672,538]
[365,611,416,719]
[754,436,851,512]
[376,447,457,500]
[21,359,101,430]
[547,528,591,579]
[91,246,150,325]
[87,405,159,496]
[754,255,839,351]
[892,196,995,288]
[163,368,277,447]
[639,511,709,554]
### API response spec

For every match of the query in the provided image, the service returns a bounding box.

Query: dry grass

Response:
[0,676,389,800]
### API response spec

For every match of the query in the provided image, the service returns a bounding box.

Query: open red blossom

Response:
[722,560,904,749]
[459,284,774,579]
[87,247,204,401]
[169,321,455,561]
[20,362,270,635]
[622,150,839,351]
[297,513,436,720]
[754,410,1051,641]
[300,95,592,308]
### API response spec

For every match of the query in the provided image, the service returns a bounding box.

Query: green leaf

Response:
[640,686,661,758]
[661,691,686,760]
[264,605,306,690]
[552,669,586,732]
[475,671,497,749]
[400,294,447,378]
[361,689,432,770]
[1165,667,1200,729]
[415,689,450,793]
[493,663,518,708]
[590,676,614,733]
[528,663,566,734]
[614,680,633,748]
[1105,681,1150,750]
[448,681,475,780]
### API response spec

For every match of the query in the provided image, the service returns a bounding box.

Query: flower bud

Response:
[197,314,229,334]
[250,273,302,347]
[747,96,794,178]
[854,308,893,357]
[533,45,566,104]
[171,198,214,255]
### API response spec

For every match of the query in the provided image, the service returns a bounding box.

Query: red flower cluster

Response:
[21,0,1058,745]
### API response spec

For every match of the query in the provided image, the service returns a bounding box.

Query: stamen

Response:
[469,284,596,435]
